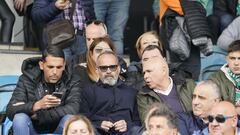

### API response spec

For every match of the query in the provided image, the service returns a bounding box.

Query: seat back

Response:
[199,46,227,81]
[0,75,19,135]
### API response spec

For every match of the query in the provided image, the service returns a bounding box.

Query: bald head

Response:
[211,101,237,116]
[208,101,238,135]
[85,22,107,48]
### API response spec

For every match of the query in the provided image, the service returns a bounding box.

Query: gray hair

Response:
[197,80,221,99]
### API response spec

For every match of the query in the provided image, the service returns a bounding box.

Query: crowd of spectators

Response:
[2,0,240,135]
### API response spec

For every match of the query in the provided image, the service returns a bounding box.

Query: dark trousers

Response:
[0,0,15,43]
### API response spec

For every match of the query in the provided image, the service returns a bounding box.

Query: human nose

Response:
[52,68,57,74]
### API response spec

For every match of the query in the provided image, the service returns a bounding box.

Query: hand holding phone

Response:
[52,92,63,99]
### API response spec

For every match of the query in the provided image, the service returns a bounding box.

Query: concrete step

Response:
[0,49,41,76]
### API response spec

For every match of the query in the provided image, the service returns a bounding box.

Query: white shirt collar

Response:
[153,77,173,95]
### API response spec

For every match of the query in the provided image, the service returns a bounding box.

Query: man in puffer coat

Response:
[6,46,81,134]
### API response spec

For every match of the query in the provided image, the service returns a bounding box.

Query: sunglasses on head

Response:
[94,47,112,54]
[98,65,118,72]
[208,114,234,123]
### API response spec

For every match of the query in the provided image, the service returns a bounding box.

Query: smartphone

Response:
[52,92,63,99]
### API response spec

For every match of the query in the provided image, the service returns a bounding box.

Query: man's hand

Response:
[100,121,114,132]
[114,120,127,132]
[55,0,70,10]
[14,0,26,12]
[32,95,61,112]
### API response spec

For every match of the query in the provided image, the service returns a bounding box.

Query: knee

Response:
[13,113,31,127]
[220,14,234,27]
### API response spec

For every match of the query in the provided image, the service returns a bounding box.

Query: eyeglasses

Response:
[98,65,118,72]
[94,47,112,54]
[208,114,234,123]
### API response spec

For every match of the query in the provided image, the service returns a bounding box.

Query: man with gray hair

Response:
[79,51,140,135]
[192,80,221,133]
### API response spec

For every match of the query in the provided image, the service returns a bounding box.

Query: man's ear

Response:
[39,61,44,70]
[231,115,238,127]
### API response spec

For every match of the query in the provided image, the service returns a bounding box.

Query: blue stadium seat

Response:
[199,46,227,81]
[0,75,19,135]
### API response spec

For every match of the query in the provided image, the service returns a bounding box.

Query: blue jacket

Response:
[80,80,140,134]
[31,0,95,24]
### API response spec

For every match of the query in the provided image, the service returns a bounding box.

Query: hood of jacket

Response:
[21,57,42,82]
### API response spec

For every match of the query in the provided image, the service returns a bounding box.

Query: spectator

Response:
[6,46,81,134]
[137,45,197,135]
[201,101,239,135]
[217,16,240,51]
[80,51,139,134]
[0,0,15,43]
[63,115,95,135]
[93,0,130,55]
[31,0,95,59]
[208,40,240,114]
[126,31,165,90]
[71,20,108,65]
[192,80,221,132]
[208,0,237,44]
[143,103,180,135]
[73,37,116,87]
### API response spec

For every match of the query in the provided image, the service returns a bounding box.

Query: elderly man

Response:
[79,51,139,135]
[202,101,240,135]
[137,45,196,135]
[6,46,81,135]
[209,40,240,114]
[192,80,221,132]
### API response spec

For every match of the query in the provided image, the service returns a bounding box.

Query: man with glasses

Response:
[209,40,240,114]
[79,51,139,135]
[201,101,239,135]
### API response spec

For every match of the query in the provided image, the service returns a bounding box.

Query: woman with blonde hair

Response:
[63,115,95,135]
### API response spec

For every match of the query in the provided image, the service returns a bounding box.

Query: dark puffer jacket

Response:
[6,57,81,133]
[180,0,212,39]
[31,0,95,24]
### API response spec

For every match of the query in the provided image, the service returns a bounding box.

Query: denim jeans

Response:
[12,113,72,135]
[63,34,86,62]
[94,0,130,55]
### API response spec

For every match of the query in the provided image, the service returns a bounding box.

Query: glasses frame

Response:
[98,65,118,72]
[208,114,235,123]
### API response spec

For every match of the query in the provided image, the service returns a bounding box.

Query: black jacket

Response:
[80,80,140,135]
[6,57,81,133]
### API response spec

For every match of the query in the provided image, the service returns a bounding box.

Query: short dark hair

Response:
[145,103,178,129]
[142,45,166,58]
[228,40,240,54]
[42,46,65,61]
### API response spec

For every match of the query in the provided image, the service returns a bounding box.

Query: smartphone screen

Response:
[52,92,63,99]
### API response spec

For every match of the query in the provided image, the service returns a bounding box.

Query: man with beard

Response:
[79,51,139,135]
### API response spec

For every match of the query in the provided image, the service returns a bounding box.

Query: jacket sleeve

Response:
[31,0,62,23]
[137,92,149,125]
[36,80,82,125]
[6,75,35,121]
[217,17,240,51]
